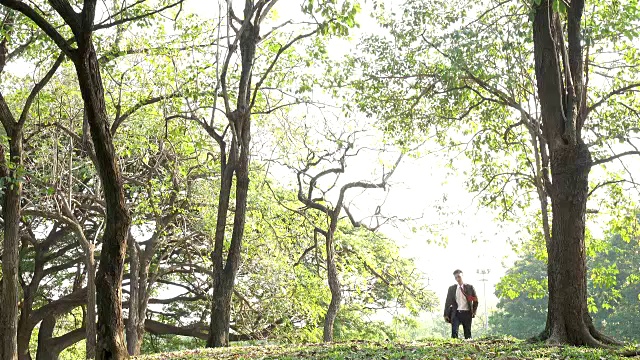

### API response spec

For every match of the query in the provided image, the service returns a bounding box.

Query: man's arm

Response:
[443,286,453,318]
[471,285,479,315]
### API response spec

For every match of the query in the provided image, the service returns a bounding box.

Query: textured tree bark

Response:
[544,144,598,345]
[133,318,145,356]
[73,42,131,359]
[0,131,23,360]
[224,113,252,340]
[208,282,234,347]
[207,132,235,346]
[17,288,35,360]
[0,43,21,360]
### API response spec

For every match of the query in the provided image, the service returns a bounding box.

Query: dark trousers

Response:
[451,310,472,339]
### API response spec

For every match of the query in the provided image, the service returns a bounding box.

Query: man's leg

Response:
[461,312,472,339]
[451,312,460,338]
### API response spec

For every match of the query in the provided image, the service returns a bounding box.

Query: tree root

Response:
[531,323,619,349]
[589,326,624,346]
[532,329,638,358]
[620,349,640,357]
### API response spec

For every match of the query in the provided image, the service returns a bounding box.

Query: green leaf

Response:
[552,0,567,14]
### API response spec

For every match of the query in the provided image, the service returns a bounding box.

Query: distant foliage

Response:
[491,211,640,341]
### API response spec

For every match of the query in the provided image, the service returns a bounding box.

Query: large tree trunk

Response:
[73,42,131,359]
[208,172,249,347]
[133,316,145,356]
[322,231,341,342]
[208,280,234,347]
[206,1,257,348]
[545,144,598,345]
[208,118,250,347]
[532,0,613,347]
[0,130,23,360]
[0,1,127,356]
[205,103,235,347]
[207,157,234,347]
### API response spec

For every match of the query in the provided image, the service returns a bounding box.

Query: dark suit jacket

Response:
[444,284,479,317]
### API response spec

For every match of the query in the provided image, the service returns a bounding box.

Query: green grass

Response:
[135,338,640,359]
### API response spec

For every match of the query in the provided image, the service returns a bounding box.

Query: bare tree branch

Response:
[111,91,180,134]
[587,82,640,115]
[587,179,639,198]
[592,151,640,166]
[19,53,66,126]
[250,27,320,109]
[93,0,184,30]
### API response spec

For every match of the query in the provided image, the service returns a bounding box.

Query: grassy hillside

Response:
[136,339,639,359]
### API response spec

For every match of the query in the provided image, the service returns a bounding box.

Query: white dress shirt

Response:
[456,284,470,311]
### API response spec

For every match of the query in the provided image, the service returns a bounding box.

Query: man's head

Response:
[453,269,463,285]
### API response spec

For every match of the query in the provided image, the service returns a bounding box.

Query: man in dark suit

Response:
[443,269,479,339]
